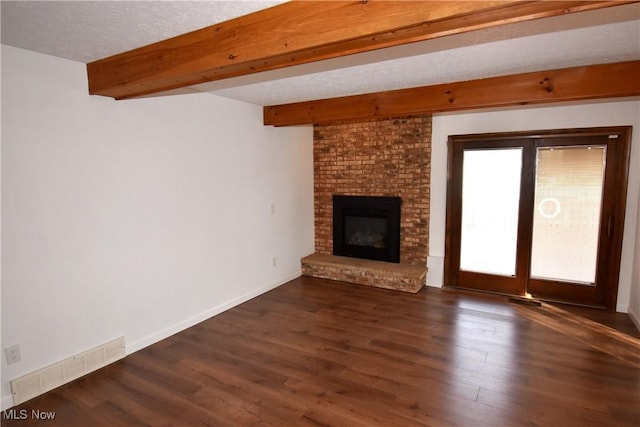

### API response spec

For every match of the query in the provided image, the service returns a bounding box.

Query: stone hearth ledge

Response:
[301,253,427,293]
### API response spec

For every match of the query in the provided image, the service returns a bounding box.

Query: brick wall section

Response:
[313,116,431,265]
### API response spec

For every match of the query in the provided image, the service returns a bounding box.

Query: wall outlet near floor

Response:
[5,344,22,365]
[272,257,277,267]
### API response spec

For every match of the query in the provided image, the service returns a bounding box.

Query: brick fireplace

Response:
[302,116,431,292]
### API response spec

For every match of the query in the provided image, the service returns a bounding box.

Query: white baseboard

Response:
[628,304,640,332]
[126,271,301,354]
[426,256,444,288]
[1,271,301,411]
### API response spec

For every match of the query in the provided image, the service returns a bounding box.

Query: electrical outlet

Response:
[5,344,21,365]
[272,257,277,267]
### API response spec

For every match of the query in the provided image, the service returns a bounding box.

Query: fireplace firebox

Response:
[333,195,401,263]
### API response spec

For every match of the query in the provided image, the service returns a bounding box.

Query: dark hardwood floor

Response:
[4,276,639,426]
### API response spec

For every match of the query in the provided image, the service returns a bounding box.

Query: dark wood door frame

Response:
[444,127,632,310]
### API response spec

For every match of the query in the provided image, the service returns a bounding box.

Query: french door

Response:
[444,127,631,309]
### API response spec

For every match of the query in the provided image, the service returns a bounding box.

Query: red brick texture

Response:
[313,116,431,265]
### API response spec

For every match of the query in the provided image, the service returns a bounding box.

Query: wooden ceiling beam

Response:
[263,61,640,126]
[86,1,633,100]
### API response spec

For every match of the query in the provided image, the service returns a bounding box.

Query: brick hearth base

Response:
[301,253,427,293]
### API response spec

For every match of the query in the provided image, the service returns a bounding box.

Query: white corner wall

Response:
[1,45,314,409]
[428,101,640,315]
[629,159,640,328]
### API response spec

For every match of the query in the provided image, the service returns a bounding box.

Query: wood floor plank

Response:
[3,276,638,426]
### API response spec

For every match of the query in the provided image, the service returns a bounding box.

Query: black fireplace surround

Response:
[333,195,401,263]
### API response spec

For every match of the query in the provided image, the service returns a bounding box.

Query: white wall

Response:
[427,101,640,314]
[629,156,640,328]
[2,44,638,411]
[0,45,314,409]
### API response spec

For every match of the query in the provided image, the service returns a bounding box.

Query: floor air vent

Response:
[10,336,126,406]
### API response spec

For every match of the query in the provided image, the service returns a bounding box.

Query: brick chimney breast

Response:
[313,116,431,265]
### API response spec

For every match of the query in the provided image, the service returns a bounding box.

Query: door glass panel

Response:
[460,148,522,276]
[530,146,606,284]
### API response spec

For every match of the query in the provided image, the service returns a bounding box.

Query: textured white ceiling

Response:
[0,1,285,62]
[202,14,640,105]
[2,1,639,106]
